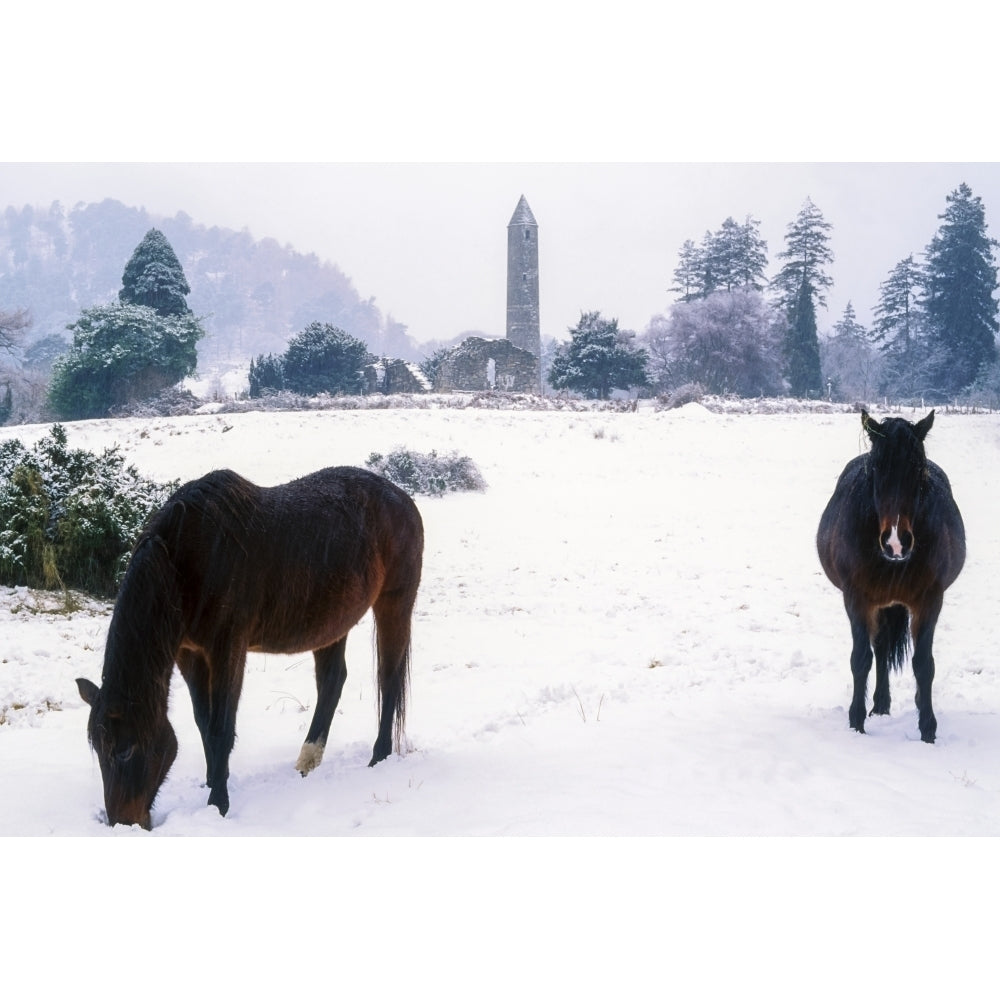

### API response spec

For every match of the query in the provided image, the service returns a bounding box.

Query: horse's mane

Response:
[99,472,259,732]
[99,534,184,744]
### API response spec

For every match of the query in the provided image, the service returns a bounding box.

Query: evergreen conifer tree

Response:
[873,255,923,352]
[785,278,823,397]
[772,199,833,397]
[771,198,834,311]
[671,239,705,302]
[119,228,191,317]
[281,322,372,396]
[548,311,650,400]
[49,303,203,419]
[922,183,999,393]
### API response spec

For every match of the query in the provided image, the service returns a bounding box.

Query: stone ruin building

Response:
[362,357,432,395]
[432,195,542,394]
[433,336,538,392]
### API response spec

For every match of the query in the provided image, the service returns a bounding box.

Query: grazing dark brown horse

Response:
[817,410,965,743]
[77,466,423,829]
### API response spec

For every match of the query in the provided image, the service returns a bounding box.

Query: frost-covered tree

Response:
[670,239,704,302]
[48,304,204,419]
[705,216,768,294]
[922,183,999,393]
[655,289,783,397]
[870,254,936,400]
[1,308,31,425]
[281,322,373,396]
[672,216,768,303]
[873,255,923,352]
[548,311,650,399]
[639,314,673,393]
[119,228,191,317]
[1,306,30,357]
[820,301,882,402]
[730,215,769,292]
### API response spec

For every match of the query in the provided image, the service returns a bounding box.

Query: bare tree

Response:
[1,307,31,356]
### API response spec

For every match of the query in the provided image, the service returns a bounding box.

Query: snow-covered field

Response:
[2,402,999,838]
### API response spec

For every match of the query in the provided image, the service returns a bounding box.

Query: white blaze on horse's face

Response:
[880,517,913,561]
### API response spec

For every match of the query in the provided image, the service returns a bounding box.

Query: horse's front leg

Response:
[912,600,942,744]
[201,644,246,817]
[177,648,215,788]
[846,603,873,734]
[296,638,348,776]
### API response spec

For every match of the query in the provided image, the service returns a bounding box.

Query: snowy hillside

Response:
[2,403,999,837]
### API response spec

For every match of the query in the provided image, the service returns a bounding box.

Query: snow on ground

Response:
[2,403,999,837]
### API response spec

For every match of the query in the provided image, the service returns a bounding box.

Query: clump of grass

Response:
[366,448,486,496]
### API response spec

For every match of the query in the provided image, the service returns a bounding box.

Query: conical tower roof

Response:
[508,195,537,227]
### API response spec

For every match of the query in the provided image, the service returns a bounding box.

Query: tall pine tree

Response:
[771,198,834,310]
[873,255,923,352]
[772,198,833,396]
[671,239,705,302]
[922,183,998,393]
[785,278,823,397]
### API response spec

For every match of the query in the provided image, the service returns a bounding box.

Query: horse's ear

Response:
[861,410,881,438]
[915,410,935,441]
[76,678,100,706]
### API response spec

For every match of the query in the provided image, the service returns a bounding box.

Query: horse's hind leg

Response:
[912,596,943,743]
[296,637,348,776]
[369,589,416,767]
[846,602,874,733]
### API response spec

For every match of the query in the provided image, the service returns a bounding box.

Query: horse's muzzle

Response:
[880,521,914,562]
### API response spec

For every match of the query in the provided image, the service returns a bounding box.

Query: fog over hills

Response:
[0,198,421,366]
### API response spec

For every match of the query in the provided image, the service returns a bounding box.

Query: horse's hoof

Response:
[295,740,325,776]
[207,788,230,817]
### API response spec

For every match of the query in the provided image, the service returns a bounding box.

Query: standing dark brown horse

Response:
[77,466,423,829]
[817,410,965,742]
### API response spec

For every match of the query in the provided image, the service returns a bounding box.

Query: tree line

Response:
[3,183,996,416]
[637,182,998,405]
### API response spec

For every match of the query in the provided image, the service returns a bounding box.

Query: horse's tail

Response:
[385,635,411,753]
[875,604,911,673]
[372,591,415,760]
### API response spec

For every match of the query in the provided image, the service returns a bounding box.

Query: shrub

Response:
[0,425,176,596]
[659,382,706,410]
[365,448,486,496]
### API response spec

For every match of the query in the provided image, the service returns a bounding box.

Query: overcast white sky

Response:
[4,6,997,349]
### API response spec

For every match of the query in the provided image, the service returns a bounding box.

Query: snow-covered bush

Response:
[658,382,706,410]
[0,425,176,596]
[365,448,486,496]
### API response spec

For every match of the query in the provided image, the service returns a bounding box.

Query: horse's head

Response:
[862,408,934,562]
[76,677,178,830]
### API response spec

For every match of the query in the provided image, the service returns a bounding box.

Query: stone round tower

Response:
[506,195,541,391]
